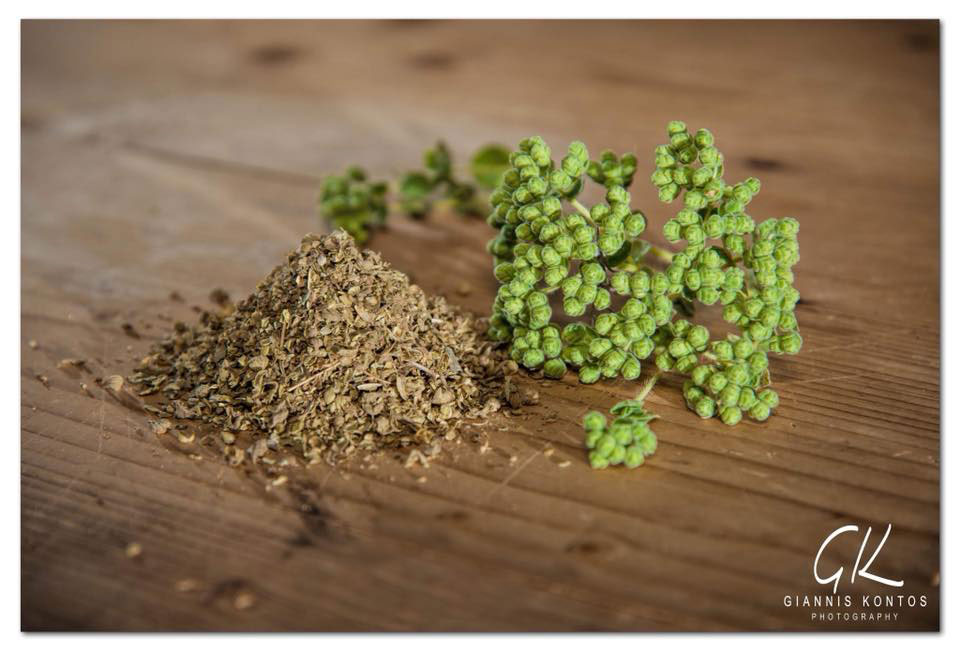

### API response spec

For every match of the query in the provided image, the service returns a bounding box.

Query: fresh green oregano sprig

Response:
[317,166,388,245]
[485,122,804,469]
[318,142,510,244]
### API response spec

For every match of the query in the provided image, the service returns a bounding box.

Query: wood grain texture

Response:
[21,19,940,631]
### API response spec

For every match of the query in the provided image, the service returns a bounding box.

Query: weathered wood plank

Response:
[21,19,939,631]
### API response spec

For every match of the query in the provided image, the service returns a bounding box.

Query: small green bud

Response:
[748,322,771,342]
[724,234,745,257]
[543,358,566,379]
[712,340,734,360]
[631,337,655,359]
[667,120,687,135]
[694,128,714,149]
[779,312,799,331]
[608,445,627,465]
[610,271,630,295]
[637,431,658,456]
[620,356,642,380]
[691,364,713,386]
[521,348,545,369]
[758,388,780,409]
[588,338,614,358]
[780,332,803,354]
[749,402,771,422]
[594,313,619,335]
[562,297,586,316]
[684,380,705,404]
[707,372,728,394]
[733,337,754,359]
[719,289,738,305]
[651,168,673,187]
[563,345,587,366]
[694,396,716,419]
[747,351,769,375]
[663,220,682,242]
[668,338,693,358]
[623,446,645,469]
[655,350,674,371]
[543,336,563,359]
[609,420,633,444]
[720,406,742,426]
[584,428,603,449]
[650,273,669,295]
[704,213,726,238]
[683,224,706,245]
[686,325,710,350]
[581,261,606,285]
[675,353,698,373]
[658,183,680,202]
[699,146,720,166]
[589,451,610,469]
[726,363,750,386]
[624,212,646,237]
[573,280,597,303]
[584,411,607,431]
[619,298,645,321]
[737,387,758,411]
[579,365,602,384]
[562,322,588,343]
[528,305,552,329]
[573,242,599,260]
[543,265,566,287]
[718,384,741,408]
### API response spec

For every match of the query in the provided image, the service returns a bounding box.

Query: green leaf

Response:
[399,171,434,200]
[609,399,657,422]
[470,144,511,189]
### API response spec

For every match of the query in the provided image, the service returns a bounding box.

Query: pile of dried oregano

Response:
[131,231,514,465]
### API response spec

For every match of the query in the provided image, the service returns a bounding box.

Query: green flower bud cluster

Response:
[583,397,658,469]
[399,141,512,218]
[317,166,388,245]
[485,122,803,464]
[586,149,639,189]
[319,142,510,245]
[653,319,710,374]
[683,335,779,424]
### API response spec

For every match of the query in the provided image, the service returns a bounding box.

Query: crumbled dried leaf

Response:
[125,542,143,559]
[234,591,257,610]
[149,419,172,435]
[35,375,50,389]
[209,288,231,306]
[102,375,124,392]
[57,358,88,372]
[175,578,201,593]
[130,232,510,466]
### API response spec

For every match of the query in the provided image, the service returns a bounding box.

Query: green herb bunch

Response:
[318,143,510,245]
[485,121,803,468]
[399,141,511,218]
[316,166,388,245]
[583,373,660,469]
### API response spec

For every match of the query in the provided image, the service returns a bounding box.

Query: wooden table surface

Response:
[21,20,940,631]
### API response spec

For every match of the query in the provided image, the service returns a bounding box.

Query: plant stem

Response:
[646,244,675,264]
[570,198,595,225]
[636,371,662,402]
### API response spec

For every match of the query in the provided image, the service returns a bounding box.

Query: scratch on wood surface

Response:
[486,448,542,502]
[776,373,865,386]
